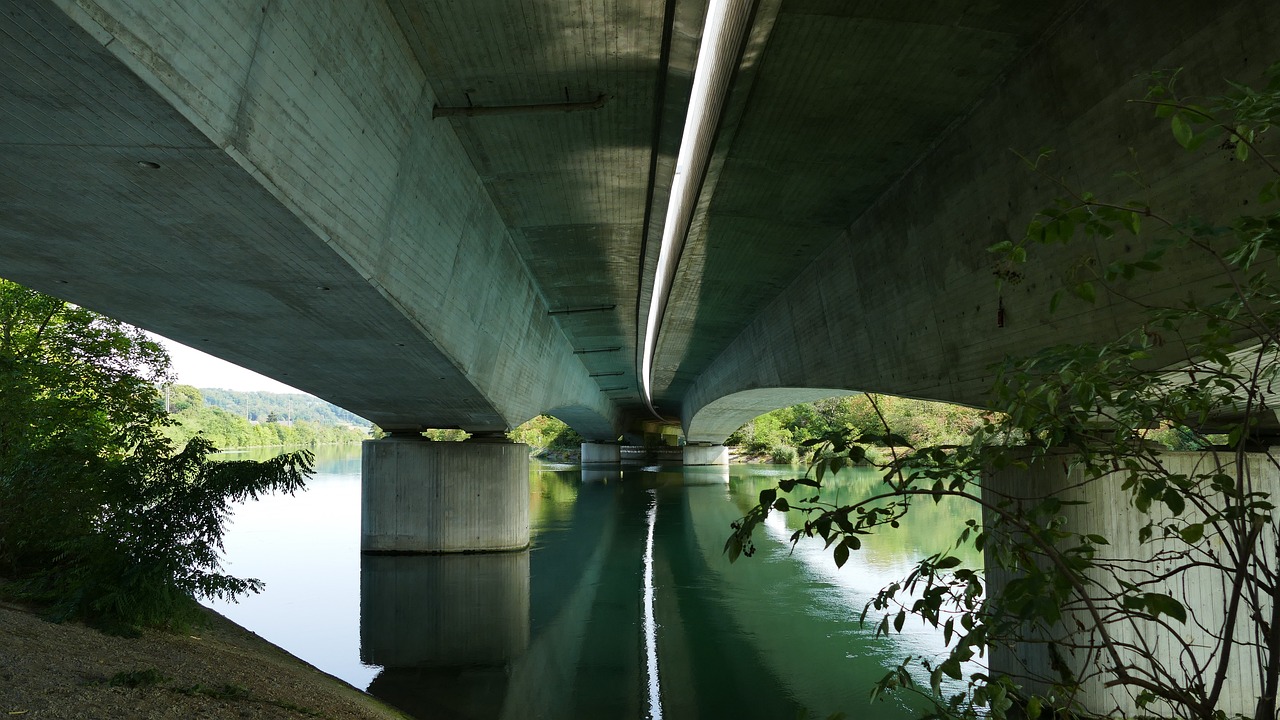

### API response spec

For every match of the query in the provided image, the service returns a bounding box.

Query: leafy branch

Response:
[727,62,1280,720]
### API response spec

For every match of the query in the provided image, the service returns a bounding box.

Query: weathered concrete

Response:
[684,387,859,444]
[0,0,623,438]
[580,442,622,465]
[3,0,1277,446]
[984,451,1277,717]
[359,552,529,668]
[361,438,529,553]
[657,1,1081,412]
[682,444,729,466]
[679,0,1280,438]
[620,446,685,465]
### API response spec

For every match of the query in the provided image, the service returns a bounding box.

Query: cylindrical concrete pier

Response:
[361,437,530,553]
[683,443,730,466]
[581,441,621,464]
[983,449,1278,718]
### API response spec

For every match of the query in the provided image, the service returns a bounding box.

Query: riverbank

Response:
[0,598,410,720]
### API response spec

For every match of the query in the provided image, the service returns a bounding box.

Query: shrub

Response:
[0,278,312,631]
[769,444,798,464]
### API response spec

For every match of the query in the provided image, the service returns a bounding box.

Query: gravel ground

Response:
[0,600,412,720]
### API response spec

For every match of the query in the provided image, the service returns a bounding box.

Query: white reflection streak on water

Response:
[644,489,663,720]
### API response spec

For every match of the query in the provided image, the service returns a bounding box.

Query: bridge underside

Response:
[2,0,1277,442]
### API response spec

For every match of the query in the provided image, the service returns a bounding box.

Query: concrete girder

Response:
[538,405,619,444]
[650,0,1083,413]
[1,0,623,435]
[680,0,1280,429]
[683,387,857,445]
[5,0,1276,441]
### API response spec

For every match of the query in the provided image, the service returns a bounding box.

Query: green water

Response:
[207,448,980,720]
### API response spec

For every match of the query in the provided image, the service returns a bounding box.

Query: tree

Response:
[0,279,313,631]
[726,396,985,463]
[727,64,1280,719]
[507,415,583,455]
[166,383,204,413]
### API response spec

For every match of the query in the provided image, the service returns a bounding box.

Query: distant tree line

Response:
[163,385,369,449]
[508,415,584,459]
[193,387,366,426]
[385,415,586,460]
[727,395,987,464]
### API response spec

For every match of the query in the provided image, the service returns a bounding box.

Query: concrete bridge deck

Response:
[2,0,1277,441]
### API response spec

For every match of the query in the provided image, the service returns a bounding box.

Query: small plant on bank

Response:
[0,279,312,632]
[727,64,1280,719]
[770,443,799,464]
[107,668,169,689]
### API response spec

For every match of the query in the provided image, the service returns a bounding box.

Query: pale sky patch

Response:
[149,333,304,394]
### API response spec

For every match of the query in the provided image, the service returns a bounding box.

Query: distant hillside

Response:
[163,385,370,449]
[197,388,368,426]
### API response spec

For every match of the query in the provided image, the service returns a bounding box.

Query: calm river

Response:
[205,445,979,720]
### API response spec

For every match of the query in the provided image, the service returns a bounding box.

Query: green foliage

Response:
[728,64,1280,720]
[108,668,169,689]
[508,415,585,456]
[423,428,469,442]
[163,385,369,449]
[727,410,795,457]
[726,395,985,462]
[197,388,367,426]
[769,443,798,464]
[0,279,313,630]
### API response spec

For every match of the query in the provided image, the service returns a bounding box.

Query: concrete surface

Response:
[581,442,622,465]
[1,0,1276,443]
[682,444,729,466]
[361,437,530,552]
[983,451,1278,717]
[680,0,1280,435]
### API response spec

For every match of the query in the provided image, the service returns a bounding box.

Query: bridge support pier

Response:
[580,441,621,465]
[683,443,729,466]
[984,449,1277,718]
[361,437,530,553]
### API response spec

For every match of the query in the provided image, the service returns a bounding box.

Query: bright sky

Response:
[149,333,304,394]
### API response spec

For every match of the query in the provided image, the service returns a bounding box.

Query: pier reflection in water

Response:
[361,552,530,719]
[210,449,975,720]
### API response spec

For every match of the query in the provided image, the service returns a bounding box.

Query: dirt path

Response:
[0,600,412,719]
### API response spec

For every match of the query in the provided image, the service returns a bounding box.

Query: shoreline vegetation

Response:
[723,393,1200,465]
[163,385,371,450]
[167,389,1000,468]
[725,395,986,464]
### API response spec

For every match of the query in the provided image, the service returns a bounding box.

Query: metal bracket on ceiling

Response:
[547,304,616,316]
[433,94,608,119]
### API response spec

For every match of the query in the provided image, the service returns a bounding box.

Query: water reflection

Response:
[361,553,530,667]
[205,445,375,687]
[361,553,530,720]
[580,466,619,483]
[210,450,981,720]
[723,464,984,700]
[579,465,730,486]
